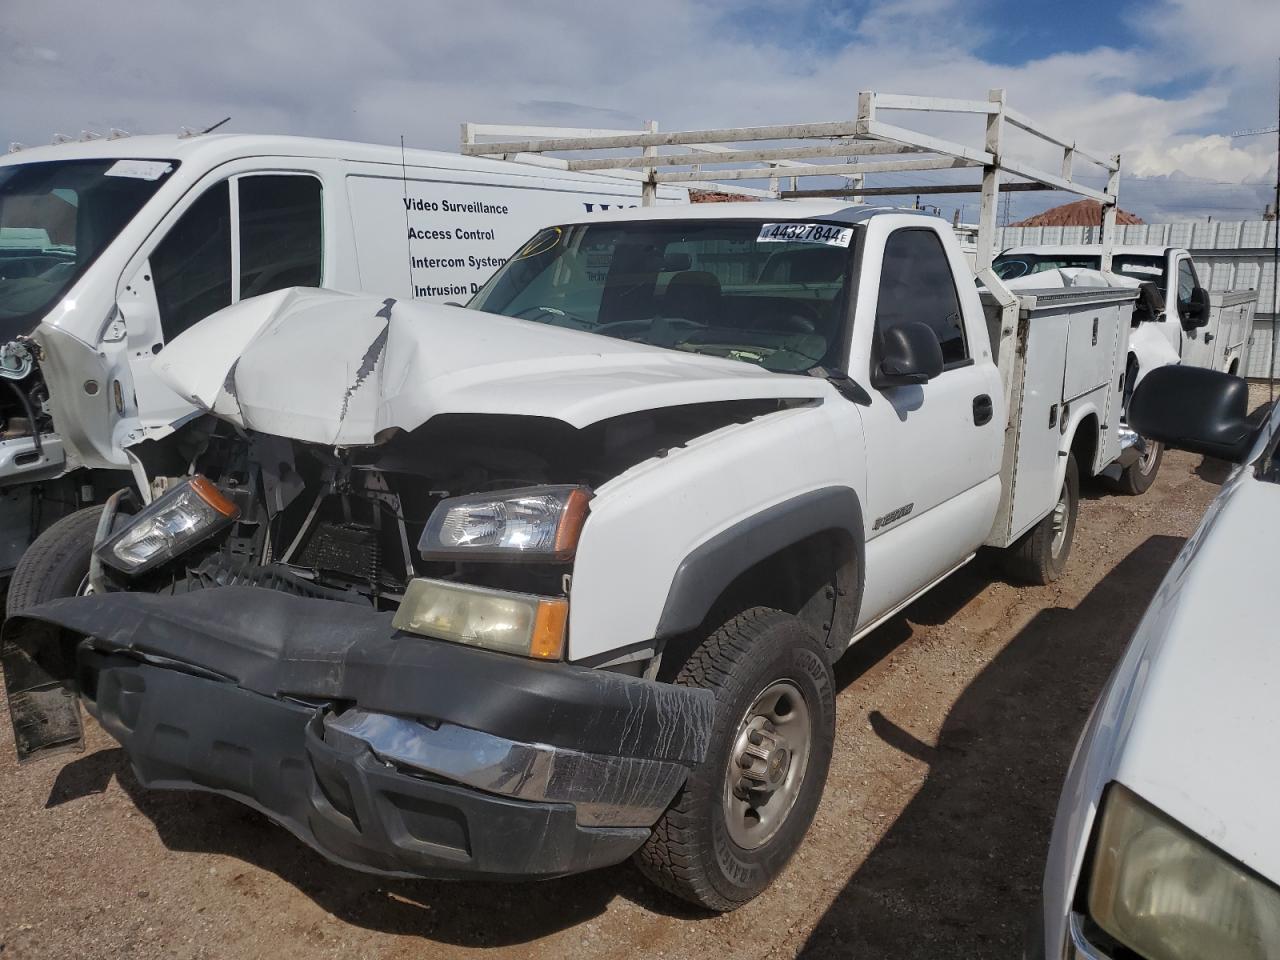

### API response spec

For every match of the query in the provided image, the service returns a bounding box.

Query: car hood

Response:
[151,287,830,445]
[1111,469,1280,880]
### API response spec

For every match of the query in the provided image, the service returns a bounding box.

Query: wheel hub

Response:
[733,719,792,797]
[1050,485,1070,556]
[723,680,812,850]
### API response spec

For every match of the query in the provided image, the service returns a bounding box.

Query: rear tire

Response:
[1107,440,1163,496]
[6,505,103,615]
[1001,454,1078,585]
[634,607,835,912]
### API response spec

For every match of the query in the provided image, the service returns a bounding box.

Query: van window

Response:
[0,158,176,335]
[150,180,232,341]
[238,175,322,298]
[875,228,968,366]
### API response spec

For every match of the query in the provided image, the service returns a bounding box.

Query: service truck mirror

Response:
[1133,282,1165,324]
[1181,286,1211,330]
[873,322,945,388]
[1128,365,1257,463]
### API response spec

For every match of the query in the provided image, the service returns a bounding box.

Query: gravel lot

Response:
[0,434,1248,959]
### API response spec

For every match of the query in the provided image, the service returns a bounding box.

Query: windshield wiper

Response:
[808,366,871,406]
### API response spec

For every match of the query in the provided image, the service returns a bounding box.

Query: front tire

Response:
[1001,454,1079,585]
[6,505,103,615]
[1108,439,1163,496]
[634,607,835,912]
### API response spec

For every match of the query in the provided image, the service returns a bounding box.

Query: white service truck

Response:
[0,132,683,589]
[992,244,1257,377]
[3,93,1160,914]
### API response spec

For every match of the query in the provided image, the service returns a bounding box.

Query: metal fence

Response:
[997,220,1279,378]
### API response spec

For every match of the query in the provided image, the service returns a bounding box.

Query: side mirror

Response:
[873,322,944,388]
[1133,281,1165,324]
[1128,364,1257,463]
[1181,286,1211,330]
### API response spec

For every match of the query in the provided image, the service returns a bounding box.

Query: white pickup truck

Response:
[993,244,1257,377]
[4,201,1152,911]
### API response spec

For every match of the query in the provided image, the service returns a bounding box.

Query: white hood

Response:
[1112,471,1280,880]
[152,288,829,445]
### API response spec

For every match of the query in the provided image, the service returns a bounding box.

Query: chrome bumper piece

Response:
[323,708,690,828]
[1066,913,1112,960]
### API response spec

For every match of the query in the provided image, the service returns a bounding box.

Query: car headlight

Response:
[392,578,567,659]
[419,485,590,562]
[1086,784,1280,960]
[96,475,239,575]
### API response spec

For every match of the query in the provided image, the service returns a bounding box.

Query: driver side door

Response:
[1172,255,1213,369]
[855,224,1003,627]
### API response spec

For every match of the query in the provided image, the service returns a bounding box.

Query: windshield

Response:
[0,158,177,331]
[992,251,1168,286]
[468,219,854,373]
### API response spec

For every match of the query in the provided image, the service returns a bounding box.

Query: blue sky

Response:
[3,0,1277,224]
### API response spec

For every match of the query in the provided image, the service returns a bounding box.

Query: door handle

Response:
[1204,332,1215,343]
[972,394,993,426]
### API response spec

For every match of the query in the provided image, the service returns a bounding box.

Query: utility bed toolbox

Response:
[981,287,1138,548]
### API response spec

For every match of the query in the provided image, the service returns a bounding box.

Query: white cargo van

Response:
[0,133,685,582]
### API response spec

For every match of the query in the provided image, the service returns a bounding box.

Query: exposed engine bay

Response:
[105,399,793,609]
[0,339,52,452]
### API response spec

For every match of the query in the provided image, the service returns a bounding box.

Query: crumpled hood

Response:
[151,287,829,445]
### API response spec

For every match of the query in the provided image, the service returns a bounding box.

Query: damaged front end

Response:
[4,588,712,879]
[1,288,825,880]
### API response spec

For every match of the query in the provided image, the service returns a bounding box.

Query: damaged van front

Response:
[0,155,181,546]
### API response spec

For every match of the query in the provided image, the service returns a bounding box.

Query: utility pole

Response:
[1230,60,1280,394]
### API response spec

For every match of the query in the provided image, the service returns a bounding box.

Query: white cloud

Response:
[1,0,1274,221]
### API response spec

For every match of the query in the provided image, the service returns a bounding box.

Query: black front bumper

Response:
[3,587,714,882]
[83,650,648,880]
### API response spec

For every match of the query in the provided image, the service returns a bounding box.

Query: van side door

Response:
[116,166,326,432]
[851,218,1004,627]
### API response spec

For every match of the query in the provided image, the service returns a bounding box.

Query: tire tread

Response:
[6,505,103,616]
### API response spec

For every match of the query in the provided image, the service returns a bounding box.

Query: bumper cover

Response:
[3,587,714,880]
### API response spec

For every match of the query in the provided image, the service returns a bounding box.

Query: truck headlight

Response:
[1086,784,1280,960]
[96,476,239,575]
[419,485,590,562]
[392,578,567,659]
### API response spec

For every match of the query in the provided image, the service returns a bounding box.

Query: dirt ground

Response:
[0,435,1247,959]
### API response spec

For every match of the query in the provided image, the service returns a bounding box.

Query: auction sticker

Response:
[105,160,174,181]
[757,222,853,247]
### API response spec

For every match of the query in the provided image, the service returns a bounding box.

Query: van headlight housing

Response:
[1086,784,1280,960]
[419,485,590,562]
[96,476,239,575]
